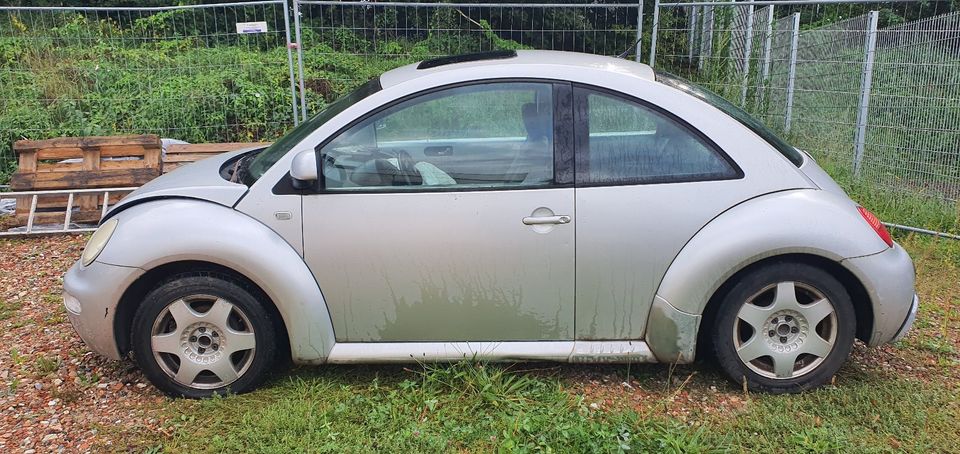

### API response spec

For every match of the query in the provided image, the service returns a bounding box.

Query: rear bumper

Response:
[62,260,144,360]
[842,243,917,346]
[891,294,919,343]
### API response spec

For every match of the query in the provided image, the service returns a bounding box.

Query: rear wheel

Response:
[131,274,277,398]
[712,262,856,393]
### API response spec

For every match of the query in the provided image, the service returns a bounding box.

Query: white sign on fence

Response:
[236,21,269,34]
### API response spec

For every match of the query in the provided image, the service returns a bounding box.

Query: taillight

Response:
[857,206,893,248]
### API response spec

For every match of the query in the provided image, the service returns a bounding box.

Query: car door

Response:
[572,85,755,341]
[302,81,576,342]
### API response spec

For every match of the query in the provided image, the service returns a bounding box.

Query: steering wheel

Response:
[393,150,420,186]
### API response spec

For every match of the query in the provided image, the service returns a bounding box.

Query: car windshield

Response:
[243,79,382,184]
[655,71,803,167]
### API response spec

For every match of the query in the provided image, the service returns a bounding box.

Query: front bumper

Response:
[63,260,144,360]
[842,243,917,346]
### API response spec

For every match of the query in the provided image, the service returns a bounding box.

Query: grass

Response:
[816,154,960,235]
[157,363,720,453]
[0,299,21,320]
[128,233,960,453]
[150,361,959,453]
[711,376,959,452]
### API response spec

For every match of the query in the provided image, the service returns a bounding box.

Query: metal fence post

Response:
[759,5,774,107]
[688,6,697,62]
[740,0,755,107]
[784,12,800,134]
[700,1,714,70]
[293,0,308,121]
[649,0,660,67]
[282,0,300,126]
[853,11,880,177]
[635,0,644,62]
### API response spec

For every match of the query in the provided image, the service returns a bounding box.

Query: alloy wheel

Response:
[732,281,838,379]
[150,294,257,389]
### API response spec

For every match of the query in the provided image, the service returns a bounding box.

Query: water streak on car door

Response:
[301,189,575,342]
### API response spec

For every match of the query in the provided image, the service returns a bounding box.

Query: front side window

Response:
[576,87,738,185]
[320,82,555,191]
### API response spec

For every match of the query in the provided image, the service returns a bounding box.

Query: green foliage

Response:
[0,9,536,176]
[2,4,958,237]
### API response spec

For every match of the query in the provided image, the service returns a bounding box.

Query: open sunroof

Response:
[416,50,518,70]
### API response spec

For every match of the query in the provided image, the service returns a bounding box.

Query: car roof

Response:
[379,50,656,89]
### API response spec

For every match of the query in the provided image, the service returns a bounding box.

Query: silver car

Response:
[62,50,918,397]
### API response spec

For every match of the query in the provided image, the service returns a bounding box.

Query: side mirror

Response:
[290,150,318,190]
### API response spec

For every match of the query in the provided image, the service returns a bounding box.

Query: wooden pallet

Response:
[10,135,162,225]
[162,142,269,174]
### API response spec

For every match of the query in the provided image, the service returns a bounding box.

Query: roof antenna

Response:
[617,37,642,59]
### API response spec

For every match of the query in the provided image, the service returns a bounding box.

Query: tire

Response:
[131,274,278,398]
[711,261,856,394]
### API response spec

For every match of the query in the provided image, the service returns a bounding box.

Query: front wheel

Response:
[131,274,277,398]
[712,262,856,393]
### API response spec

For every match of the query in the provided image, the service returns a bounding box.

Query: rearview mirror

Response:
[290,150,318,189]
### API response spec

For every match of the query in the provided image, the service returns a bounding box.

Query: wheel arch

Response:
[96,199,335,364]
[113,261,291,361]
[695,253,874,361]
[646,190,884,363]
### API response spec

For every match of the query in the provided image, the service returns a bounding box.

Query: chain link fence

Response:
[0,1,299,177]
[0,0,957,233]
[866,12,960,202]
[652,0,959,233]
[291,1,641,119]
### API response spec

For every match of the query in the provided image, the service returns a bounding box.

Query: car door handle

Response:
[522,215,571,225]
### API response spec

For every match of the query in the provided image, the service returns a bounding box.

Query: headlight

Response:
[81,219,118,266]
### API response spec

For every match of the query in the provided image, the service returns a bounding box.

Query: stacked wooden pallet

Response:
[162,142,269,174]
[6,137,271,227]
[10,135,162,225]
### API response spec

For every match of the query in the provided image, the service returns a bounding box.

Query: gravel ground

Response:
[0,235,166,453]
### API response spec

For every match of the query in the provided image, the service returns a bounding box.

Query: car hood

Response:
[105,147,259,219]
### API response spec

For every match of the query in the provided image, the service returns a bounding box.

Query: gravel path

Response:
[0,236,166,453]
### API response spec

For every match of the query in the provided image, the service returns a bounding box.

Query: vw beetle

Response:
[63,50,918,397]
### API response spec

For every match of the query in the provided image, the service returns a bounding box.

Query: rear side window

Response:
[655,71,804,167]
[575,87,738,185]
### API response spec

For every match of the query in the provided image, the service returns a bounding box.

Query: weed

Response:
[0,299,21,320]
[43,312,66,326]
[33,354,61,376]
[77,371,101,388]
[6,378,19,395]
[9,317,32,329]
[9,348,24,366]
